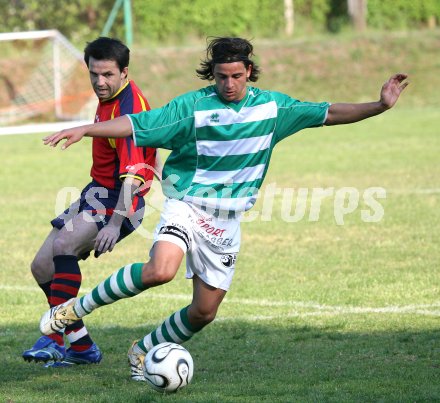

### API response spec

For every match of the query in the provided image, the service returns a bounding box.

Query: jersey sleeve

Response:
[128,93,197,150]
[116,82,153,184]
[115,137,154,184]
[272,92,330,143]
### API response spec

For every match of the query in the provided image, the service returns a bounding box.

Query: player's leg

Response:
[188,275,226,327]
[40,198,189,334]
[130,201,237,375]
[30,228,58,284]
[140,275,225,351]
[39,240,183,378]
[45,211,103,367]
[23,228,66,362]
[40,240,185,334]
[47,183,145,366]
[128,275,226,381]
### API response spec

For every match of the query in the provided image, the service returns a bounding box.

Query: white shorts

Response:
[152,198,241,291]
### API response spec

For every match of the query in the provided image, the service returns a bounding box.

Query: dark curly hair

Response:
[84,37,130,72]
[196,37,261,82]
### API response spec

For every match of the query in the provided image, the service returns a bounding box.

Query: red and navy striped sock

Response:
[38,280,64,346]
[51,255,93,352]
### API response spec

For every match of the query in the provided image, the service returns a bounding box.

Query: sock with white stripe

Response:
[38,280,64,346]
[73,263,147,317]
[51,255,93,352]
[138,306,199,353]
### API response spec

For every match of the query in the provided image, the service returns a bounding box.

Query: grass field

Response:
[1,32,440,402]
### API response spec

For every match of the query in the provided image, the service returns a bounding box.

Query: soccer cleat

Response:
[39,298,80,335]
[22,335,66,363]
[44,343,103,367]
[128,340,147,381]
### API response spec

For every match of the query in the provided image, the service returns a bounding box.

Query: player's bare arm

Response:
[325,73,408,126]
[43,115,133,149]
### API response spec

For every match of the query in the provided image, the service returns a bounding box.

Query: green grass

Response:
[1,107,439,402]
[1,33,440,402]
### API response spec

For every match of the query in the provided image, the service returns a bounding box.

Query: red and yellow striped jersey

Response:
[91,80,156,196]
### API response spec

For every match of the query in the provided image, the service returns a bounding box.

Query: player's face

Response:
[213,62,252,102]
[88,57,128,101]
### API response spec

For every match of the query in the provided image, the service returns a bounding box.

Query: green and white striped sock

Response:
[138,306,198,353]
[74,263,146,317]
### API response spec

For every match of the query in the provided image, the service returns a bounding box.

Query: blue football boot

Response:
[22,335,66,362]
[45,343,102,367]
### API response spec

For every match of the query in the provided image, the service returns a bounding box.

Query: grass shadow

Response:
[2,321,439,402]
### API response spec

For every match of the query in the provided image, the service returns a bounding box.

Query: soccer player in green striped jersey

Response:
[41,37,408,381]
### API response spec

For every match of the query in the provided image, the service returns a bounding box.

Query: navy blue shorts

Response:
[51,181,145,259]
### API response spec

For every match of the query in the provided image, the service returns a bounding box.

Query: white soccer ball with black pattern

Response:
[143,342,194,393]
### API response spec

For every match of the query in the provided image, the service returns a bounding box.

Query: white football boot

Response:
[39,298,80,335]
[128,340,147,381]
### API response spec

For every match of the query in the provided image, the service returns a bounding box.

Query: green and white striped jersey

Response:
[129,85,329,214]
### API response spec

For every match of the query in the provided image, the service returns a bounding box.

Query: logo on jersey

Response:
[210,113,220,123]
[220,253,236,268]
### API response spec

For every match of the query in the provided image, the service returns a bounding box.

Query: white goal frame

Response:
[0,30,93,136]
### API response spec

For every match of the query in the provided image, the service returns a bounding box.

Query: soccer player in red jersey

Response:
[23,37,159,367]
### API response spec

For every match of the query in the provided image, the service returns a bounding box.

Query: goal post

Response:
[0,30,95,135]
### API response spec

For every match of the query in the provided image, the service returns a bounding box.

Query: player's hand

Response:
[380,73,409,110]
[43,126,88,149]
[94,225,120,255]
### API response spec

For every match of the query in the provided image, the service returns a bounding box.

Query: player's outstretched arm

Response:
[325,73,409,126]
[43,115,133,149]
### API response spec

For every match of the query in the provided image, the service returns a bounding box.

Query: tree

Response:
[347,0,367,31]
[284,0,294,36]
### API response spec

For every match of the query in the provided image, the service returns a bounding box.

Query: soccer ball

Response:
[143,342,194,393]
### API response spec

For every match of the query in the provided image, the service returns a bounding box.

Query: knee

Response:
[31,256,53,284]
[141,261,177,286]
[188,305,217,328]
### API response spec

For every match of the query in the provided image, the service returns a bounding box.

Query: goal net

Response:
[0,30,95,135]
